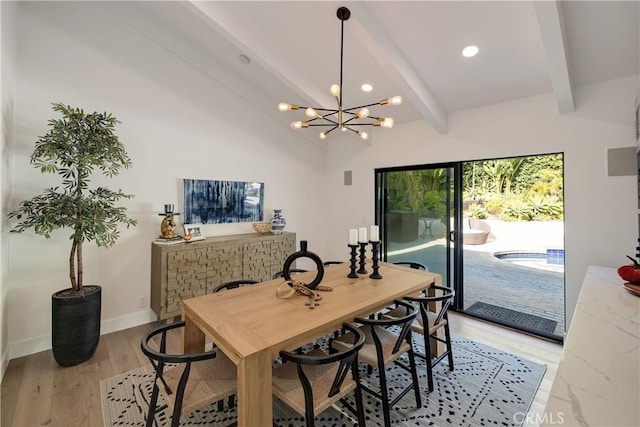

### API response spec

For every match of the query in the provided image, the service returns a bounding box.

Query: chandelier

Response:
[278,6,402,140]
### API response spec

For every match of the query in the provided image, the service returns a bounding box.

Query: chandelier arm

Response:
[344,126,363,135]
[341,116,361,126]
[343,122,378,126]
[312,108,340,113]
[343,102,383,112]
[307,123,340,127]
[320,117,340,125]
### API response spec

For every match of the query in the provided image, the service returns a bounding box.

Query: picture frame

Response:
[183,223,205,241]
[182,179,264,225]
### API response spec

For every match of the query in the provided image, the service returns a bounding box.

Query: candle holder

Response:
[357,242,368,274]
[369,240,382,279]
[347,244,359,278]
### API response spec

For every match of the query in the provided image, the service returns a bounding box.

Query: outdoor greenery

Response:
[386,154,563,222]
[8,103,137,293]
[464,154,564,221]
[387,169,448,218]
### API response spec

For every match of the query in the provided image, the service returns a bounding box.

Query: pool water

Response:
[494,250,565,273]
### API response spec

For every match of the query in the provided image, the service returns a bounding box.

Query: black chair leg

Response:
[354,385,366,427]
[424,333,434,392]
[378,359,392,427]
[408,348,422,408]
[445,322,454,370]
[146,382,160,427]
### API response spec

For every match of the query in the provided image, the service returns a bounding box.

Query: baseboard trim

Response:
[7,309,157,361]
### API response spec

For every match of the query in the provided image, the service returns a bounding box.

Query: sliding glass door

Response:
[375,154,565,342]
[375,164,461,291]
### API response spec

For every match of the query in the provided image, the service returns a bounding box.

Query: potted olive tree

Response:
[8,102,137,366]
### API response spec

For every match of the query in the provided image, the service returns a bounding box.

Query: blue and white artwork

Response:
[183,179,264,225]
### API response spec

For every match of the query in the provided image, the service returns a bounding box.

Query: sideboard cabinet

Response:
[151,231,296,320]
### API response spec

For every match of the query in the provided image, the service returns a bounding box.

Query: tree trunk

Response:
[69,240,77,292]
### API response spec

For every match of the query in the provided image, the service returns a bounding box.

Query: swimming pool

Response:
[493,250,564,272]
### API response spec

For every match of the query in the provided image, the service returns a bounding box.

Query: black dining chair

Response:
[272,323,366,427]
[384,285,455,392]
[393,261,429,271]
[210,279,259,293]
[404,286,455,392]
[334,299,422,427]
[140,321,237,427]
[272,269,308,279]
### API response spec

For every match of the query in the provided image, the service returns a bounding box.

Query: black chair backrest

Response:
[393,261,428,271]
[212,279,259,293]
[272,269,308,279]
[141,320,216,365]
[405,285,455,326]
[279,323,365,402]
[356,299,418,355]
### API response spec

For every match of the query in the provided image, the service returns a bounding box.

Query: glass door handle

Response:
[449,230,456,242]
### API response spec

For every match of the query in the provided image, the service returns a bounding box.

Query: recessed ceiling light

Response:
[361,83,373,92]
[462,45,479,58]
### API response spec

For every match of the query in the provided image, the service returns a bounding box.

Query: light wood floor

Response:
[1,312,562,427]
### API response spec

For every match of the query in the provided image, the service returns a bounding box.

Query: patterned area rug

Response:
[101,334,545,426]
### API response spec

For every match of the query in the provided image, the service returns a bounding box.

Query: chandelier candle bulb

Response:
[358,227,367,243]
[349,229,358,246]
[370,225,379,242]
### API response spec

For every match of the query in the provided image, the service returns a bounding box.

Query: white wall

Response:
[325,75,638,329]
[1,1,18,378]
[7,2,328,360]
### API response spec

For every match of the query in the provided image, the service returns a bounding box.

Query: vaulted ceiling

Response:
[90,1,640,138]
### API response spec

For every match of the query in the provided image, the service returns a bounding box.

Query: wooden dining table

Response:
[181,261,441,426]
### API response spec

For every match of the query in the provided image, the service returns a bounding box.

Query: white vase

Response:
[270,209,286,234]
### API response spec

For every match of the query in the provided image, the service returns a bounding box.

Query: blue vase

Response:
[271,209,286,234]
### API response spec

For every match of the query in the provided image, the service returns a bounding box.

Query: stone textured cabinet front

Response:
[151,232,295,320]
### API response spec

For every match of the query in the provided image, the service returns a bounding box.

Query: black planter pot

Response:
[51,286,101,367]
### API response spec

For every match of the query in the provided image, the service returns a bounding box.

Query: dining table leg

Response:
[236,350,273,426]
[182,314,205,353]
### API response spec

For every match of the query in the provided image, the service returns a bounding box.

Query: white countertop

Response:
[543,265,640,426]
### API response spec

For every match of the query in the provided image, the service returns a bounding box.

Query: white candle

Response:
[349,229,358,245]
[370,225,379,242]
[358,227,367,243]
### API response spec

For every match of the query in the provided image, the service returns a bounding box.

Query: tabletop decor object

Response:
[357,227,368,274]
[252,222,272,234]
[347,244,359,278]
[618,255,640,285]
[281,240,324,289]
[270,209,286,234]
[158,204,180,239]
[275,279,332,309]
[183,223,205,241]
[369,240,382,279]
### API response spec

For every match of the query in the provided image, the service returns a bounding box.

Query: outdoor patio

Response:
[387,218,565,340]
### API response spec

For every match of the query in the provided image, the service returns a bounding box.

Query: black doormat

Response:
[466,301,558,334]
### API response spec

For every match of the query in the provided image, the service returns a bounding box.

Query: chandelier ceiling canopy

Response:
[278,6,402,140]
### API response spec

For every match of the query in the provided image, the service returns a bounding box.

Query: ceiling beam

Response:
[182,2,333,113]
[534,1,575,114]
[347,4,448,134]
